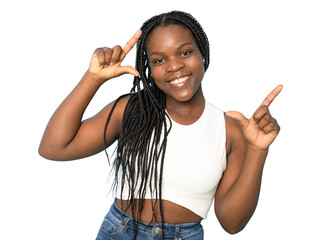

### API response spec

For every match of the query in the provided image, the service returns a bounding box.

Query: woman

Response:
[39,11,282,240]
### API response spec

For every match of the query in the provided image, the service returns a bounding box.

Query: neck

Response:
[166,86,205,111]
[166,87,205,125]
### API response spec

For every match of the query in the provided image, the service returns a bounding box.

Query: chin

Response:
[167,93,195,102]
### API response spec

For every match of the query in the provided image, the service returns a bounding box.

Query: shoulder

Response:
[100,94,132,130]
[111,94,131,118]
[92,94,131,140]
[224,113,246,157]
[95,94,130,120]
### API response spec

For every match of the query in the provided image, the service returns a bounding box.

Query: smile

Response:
[168,76,190,87]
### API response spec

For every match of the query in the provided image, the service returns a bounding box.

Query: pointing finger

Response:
[119,29,142,61]
[260,84,283,107]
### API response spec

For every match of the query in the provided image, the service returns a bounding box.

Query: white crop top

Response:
[116,100,226,219]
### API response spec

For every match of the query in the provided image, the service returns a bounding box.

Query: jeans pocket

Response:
[181,224,204,239]
[100,216,122,237]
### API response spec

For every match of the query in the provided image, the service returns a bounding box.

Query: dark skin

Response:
[39,25,282,234]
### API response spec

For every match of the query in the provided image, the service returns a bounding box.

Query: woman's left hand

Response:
[226,85,283,150]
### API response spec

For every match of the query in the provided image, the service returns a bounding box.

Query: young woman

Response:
[39,11,282,240]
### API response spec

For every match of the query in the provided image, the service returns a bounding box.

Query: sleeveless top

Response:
[116,100,226,219]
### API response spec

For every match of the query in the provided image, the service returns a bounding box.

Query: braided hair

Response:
[104,10,210,239]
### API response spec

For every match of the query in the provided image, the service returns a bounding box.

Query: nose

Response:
[166,57,185,72]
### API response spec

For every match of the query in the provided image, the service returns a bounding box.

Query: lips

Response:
[168,76,191,87]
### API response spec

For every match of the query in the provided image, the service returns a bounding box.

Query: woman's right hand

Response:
[39,30,142,161]
[87,30,142,84]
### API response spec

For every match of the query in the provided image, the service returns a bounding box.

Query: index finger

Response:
[260,84,283,107]
[119,29,142,61]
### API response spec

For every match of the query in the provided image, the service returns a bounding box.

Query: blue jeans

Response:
[96,202,204,239]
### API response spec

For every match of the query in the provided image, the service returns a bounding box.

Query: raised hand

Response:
[88,30,142,84]
[226,85,283,150]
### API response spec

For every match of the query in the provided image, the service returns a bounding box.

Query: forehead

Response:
[146,25,197,53]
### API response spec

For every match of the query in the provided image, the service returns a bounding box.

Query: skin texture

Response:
[39,25,282,233]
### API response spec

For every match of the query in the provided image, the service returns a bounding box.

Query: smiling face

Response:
[146,24,205,104]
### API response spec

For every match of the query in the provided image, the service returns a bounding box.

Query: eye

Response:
[180,50,192,57]
[153,58,164,64]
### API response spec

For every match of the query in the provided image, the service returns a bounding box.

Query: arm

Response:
[214,85,283,234]
[38,30,142,160]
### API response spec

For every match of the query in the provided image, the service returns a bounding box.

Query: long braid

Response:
[104,11,210,239]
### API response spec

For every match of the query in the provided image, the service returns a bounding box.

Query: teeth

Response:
[170,76,189,84]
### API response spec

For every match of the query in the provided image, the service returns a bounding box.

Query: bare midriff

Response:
[116,199,203,224]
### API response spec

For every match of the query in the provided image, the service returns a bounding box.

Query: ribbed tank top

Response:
[116,100,226,219]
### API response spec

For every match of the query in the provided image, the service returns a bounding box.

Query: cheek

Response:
[149,68,163,91]
[185,52,204,69]
[151,66,164,81]
[188,58,204,77]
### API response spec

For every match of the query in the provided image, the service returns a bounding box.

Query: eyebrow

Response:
[149,42,194,56]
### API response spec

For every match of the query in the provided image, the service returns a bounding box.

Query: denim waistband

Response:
[109,202,202,238]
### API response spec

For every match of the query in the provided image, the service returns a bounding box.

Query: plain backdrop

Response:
[1,0,314,239]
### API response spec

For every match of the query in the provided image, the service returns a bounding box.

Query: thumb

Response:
[226,111,248,130]
[115,66,139,77]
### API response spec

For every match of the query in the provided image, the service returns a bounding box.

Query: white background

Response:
[1,0,314,239]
